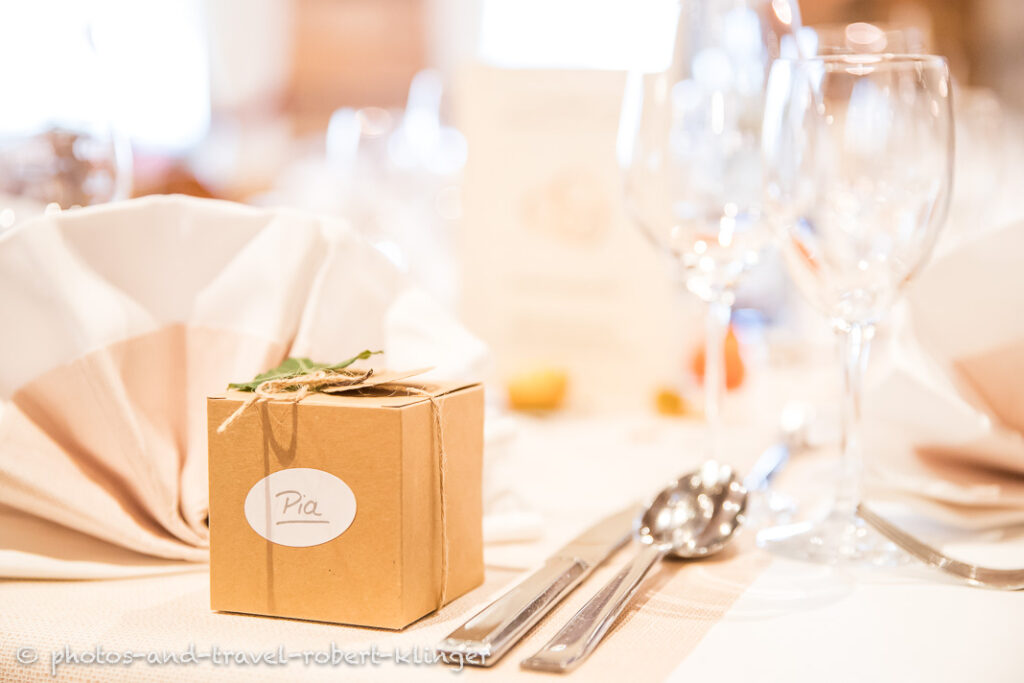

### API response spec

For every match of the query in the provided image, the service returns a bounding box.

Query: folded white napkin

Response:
[865,220,1024,529]
[0,195,490,578]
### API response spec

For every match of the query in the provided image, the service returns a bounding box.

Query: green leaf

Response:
[227,350,380,392]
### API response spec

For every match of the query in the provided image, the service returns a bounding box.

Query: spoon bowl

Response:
[637,461,747,558]
[671,463,748,558]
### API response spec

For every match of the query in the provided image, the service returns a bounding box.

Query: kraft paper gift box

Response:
[207,381,484,629]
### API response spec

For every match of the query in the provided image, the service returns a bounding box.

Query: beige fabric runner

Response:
[0,538,769,682]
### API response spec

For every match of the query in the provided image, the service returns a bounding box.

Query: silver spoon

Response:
[521,462,747,673]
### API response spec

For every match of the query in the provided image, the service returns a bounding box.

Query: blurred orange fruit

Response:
[654,387,696,417]
[691,326,745,390]
[507,367,568,411]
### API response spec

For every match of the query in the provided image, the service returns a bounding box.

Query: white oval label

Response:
[243,468,357,547]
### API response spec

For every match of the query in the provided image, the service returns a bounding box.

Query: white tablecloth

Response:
[3,406,1023,683]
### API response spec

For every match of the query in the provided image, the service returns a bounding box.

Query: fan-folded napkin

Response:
[0,195,489,578]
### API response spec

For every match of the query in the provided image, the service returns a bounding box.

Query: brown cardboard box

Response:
[207,382,484,629]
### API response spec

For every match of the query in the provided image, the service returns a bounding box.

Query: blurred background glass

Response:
[1,0,1021,412]
[811,21,928,54]
[1,1,1013,205]
[0,4,132,228]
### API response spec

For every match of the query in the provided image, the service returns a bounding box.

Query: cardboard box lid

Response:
[209,380,479,409]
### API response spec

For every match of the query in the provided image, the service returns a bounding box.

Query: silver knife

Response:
[436,504,638,667]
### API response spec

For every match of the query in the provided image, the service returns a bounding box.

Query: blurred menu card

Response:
[454,64,695,411]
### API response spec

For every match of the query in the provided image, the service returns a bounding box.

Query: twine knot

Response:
[216,367,374,434]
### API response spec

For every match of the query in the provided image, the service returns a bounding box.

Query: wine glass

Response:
[617,0,803,460]
[760,54,954,564]
[0,11,131,231]
[810,22,929,56]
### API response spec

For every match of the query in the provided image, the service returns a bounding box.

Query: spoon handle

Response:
[521,543,667,673]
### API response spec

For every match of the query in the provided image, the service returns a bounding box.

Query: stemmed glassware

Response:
[0,11,131,230]
[617,0,803,461]
[811,22,928,56]
[760,54,954,563]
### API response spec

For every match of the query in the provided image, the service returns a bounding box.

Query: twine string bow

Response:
[216,365,450,609]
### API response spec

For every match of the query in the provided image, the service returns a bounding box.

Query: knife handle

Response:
[437,556,588,666]
[521,544,667,673]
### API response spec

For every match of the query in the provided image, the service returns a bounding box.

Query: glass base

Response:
[743,490,798,531]
[756,510,909,567]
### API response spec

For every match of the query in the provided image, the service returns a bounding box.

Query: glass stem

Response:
[704,296,732,462]
[835,323,874,519]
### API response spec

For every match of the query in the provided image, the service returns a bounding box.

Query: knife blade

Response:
[436,504,638,667]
